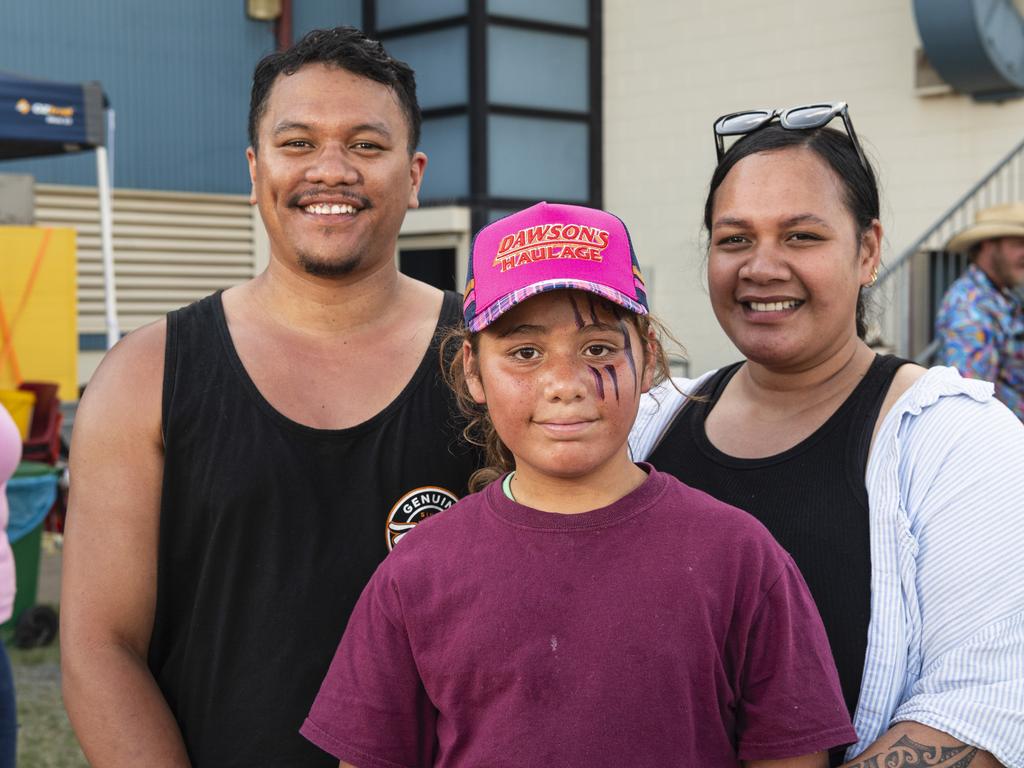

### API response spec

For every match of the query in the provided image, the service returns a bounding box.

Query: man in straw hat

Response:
[936,202,1024,420]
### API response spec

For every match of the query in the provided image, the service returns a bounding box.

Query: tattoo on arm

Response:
[845,735,978,767]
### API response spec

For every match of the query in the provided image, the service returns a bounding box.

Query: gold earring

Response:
[866,267,879,287]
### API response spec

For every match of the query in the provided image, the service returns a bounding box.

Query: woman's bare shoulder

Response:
[873,361,928,441]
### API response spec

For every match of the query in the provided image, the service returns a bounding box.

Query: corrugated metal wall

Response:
[0,0,361,194]
[35,184,259,336]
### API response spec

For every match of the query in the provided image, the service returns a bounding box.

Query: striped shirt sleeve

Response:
[886,391,1024,766]
[629,373,712,461]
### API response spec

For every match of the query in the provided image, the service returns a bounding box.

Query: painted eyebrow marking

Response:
[586,295,600,325]
[570,295,619,332]
[568,295,585,329]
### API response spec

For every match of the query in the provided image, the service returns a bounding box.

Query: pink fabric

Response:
[303,468,855,767]
[464,202,648,331]
[0,407,20,623]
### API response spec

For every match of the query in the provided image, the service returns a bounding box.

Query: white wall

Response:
[604,0,1024,374]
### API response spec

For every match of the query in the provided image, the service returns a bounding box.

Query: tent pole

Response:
[95,143,120,349]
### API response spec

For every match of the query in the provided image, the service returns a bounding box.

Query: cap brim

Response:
[946,222,1024,253]
[467,279,647,332]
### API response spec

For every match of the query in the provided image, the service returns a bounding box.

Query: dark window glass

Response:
[399,247,457,291]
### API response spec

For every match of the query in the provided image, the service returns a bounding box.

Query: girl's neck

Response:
[509,454,648,514]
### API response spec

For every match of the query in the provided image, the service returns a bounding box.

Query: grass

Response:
[9,636,87,768]
[2,534,88,765]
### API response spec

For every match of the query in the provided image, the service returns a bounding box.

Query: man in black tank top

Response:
[61,28,479,767]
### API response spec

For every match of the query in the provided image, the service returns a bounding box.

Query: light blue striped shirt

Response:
[629,366,1024,766]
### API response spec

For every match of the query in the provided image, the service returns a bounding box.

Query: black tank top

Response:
[648,354,906,724]
[150,291,479,767]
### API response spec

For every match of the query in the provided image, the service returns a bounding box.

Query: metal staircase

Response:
[874,136,1024,362]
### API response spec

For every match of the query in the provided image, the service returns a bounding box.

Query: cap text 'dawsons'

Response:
[492,223,610,273]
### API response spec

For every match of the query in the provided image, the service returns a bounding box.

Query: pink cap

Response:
[462,202,648,331]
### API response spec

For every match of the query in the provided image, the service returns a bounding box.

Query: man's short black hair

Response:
[248,26,421,154]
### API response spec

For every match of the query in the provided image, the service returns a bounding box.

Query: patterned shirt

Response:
[935,263,1024,420]
[630,368,1024,765]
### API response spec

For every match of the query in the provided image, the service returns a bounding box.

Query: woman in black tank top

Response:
[638,113,1021,766]
[649,354,905,726]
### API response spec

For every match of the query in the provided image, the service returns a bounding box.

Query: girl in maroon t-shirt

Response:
[302,202,855,767]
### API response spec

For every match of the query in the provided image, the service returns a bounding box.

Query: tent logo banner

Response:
[13,97,74,126]
[1,77,88,145]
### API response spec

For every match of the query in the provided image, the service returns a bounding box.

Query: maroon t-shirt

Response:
[302,468,855,767]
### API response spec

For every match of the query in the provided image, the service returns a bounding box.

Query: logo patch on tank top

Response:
[386,486,459,551]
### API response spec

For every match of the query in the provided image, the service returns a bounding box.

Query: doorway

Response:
[399,247,457,292]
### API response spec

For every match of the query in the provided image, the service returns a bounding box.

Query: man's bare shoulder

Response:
[398,275,446,317]
[76,319,167,443]
[395,277,446,334]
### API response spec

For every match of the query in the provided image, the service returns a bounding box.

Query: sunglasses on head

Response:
[713,101,869,173]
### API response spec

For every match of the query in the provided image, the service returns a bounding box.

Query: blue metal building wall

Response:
[0,0,361,194]
[294,0,362,41]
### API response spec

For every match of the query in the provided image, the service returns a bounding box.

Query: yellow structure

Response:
[0,389,34,440]
[0,227,78,402]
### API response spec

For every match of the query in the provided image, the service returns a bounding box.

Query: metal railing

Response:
[874,135,1024,360]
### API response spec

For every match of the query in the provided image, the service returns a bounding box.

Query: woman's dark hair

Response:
[703,125,880,339]
[248,26,421,153]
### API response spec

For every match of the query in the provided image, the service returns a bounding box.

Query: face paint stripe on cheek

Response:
[604,365,619,401]
[588,366,605,400]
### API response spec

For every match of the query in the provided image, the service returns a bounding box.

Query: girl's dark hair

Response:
[441,306,677,493]
[703,125,880,339]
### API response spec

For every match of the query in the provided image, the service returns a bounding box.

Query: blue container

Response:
[2,463,58,632]
[6,464,58,544]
